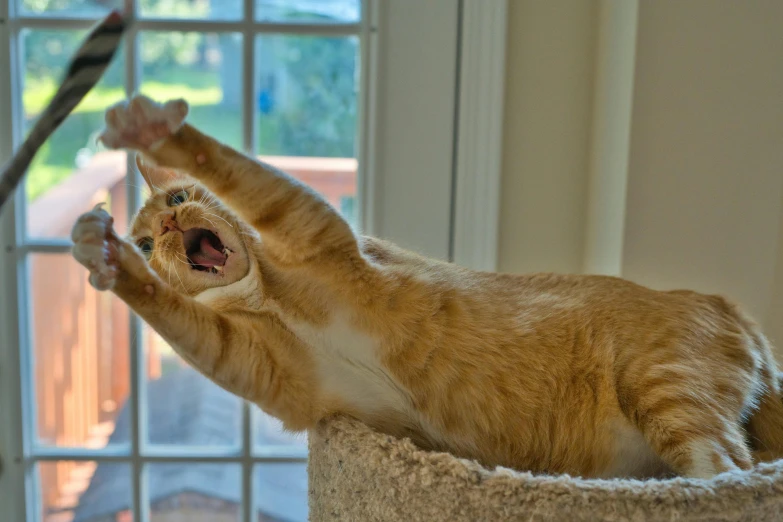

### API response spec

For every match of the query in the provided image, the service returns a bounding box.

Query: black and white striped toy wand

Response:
[0,3,133,212]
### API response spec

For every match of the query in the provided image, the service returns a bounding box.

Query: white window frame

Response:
[0,0,507,520]
[452,0,507,272]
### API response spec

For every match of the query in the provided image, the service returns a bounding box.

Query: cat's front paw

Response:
[99,94,189,151]
[71,204,120,291]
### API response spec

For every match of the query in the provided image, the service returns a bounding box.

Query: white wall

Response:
[500,1,783,350]
[498,1,597,274]
[622,1,783,341]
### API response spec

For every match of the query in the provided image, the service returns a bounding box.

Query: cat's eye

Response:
[137,237,154,259]
[168,190,189,207]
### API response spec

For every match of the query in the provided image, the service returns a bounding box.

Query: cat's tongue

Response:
[191,236,226,268]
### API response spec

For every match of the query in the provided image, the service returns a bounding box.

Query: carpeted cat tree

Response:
[308,416,783,521]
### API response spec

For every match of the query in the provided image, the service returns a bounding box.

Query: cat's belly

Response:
[286,309,672,479]
[285,311,416,419]
[596,418,672,479]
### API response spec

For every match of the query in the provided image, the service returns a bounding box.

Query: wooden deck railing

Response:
[30,151,357,521]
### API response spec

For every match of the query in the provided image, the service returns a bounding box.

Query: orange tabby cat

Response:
[71,95,783,479]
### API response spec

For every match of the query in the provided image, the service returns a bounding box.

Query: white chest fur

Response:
[285,312,412,417]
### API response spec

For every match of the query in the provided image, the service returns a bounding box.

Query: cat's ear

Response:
[135,154,182,192]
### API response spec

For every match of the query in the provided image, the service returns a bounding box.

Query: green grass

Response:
[26,163,74,202]
[24,78,224,118]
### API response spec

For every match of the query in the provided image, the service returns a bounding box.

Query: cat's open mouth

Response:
[183,228,232,275]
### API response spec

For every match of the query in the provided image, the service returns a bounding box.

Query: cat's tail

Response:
[746,370,783,463]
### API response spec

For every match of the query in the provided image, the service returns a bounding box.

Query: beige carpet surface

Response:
[308,416,783,521]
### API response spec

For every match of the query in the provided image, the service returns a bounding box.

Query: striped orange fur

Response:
[71,95,783,479]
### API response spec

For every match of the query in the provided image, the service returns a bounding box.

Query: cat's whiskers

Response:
[148,245,165,265]
[159,241,187,265]
[123,180,149,191]
[200,215,219,229]
[202,203,220,214]
[171,251,191,267]
[155,244,176,287]
[197,188,210,207]
[161,243,187,290]
[197,188,222,211]
[201,197,221,213]
[203,212,233,228]
[170,259,186,290]
[202,195,218,210]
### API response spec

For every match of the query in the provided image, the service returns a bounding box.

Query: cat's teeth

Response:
[223,247,231,257]
[214,265,223,273]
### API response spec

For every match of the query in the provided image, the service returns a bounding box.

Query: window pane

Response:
[22,29,127,239]
[256,0,360,23]
[144,325,242,447]
[255,35,358,157]
[147,463,241,521]
[37,461,131,522]
[255,35,359,229]
[253,405,307,454]
[139,31,243,151]
[19,0,121,17]
[138,31,243,447]
[31,254,131,449]
[140,0,242,21]
[254,463,308,522]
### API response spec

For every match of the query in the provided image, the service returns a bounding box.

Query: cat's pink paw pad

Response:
[99,94,188,151]
[71,204,120,291]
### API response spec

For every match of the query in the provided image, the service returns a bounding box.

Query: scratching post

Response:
[308,416,783,522]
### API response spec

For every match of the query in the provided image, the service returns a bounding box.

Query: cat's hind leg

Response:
[618,357,756,479]
[746,370,783,463]
[633,403,753,479]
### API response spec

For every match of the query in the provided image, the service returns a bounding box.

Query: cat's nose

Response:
[158,210,181,236]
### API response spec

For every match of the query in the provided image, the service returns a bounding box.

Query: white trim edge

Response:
[452,0,507,272]
[0,4,29,521]
[582,0,639,276]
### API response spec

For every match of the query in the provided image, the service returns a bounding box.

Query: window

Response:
[0,1,466,521]
[3,1,364,521]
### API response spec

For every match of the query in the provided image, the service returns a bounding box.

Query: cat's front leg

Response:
[100,96,188,151]
[98,95,363,273]
[72,206,242,393]
[71,204,155,293]
[71,205,216,347]
[71,206,318,423]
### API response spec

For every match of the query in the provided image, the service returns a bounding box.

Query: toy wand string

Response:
[0,2,133,212]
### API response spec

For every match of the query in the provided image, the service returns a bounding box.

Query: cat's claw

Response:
[71,204,120,291]
[99,94,189,151]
